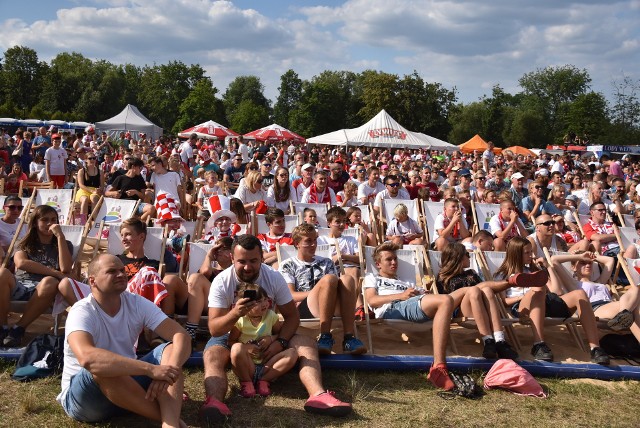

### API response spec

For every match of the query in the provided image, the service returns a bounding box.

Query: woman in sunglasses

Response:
[74,152,105,216]
[266,167,297,213]
[235,170,267,212]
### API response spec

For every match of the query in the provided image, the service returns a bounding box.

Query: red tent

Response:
[244,123,305,143]
[178,120,239,140]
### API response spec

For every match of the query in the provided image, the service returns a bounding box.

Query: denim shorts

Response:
[62,342,169,422]
[10,280,38,301]
[204,332,231,351]
[380,295,431,323]
[136,202,149,215]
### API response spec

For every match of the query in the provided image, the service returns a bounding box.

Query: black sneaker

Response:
[496,340,519,360]
[607,309,634,331]
[482,338,497,359]
[3,326,25,347]
[531,342,554,362]
[590,347,610,365]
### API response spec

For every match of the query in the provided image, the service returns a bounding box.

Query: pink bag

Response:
[483,359,547,397]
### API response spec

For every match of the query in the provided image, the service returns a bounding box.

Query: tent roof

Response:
[96,104,162,139]
[308,109,452,149]
[459,134,489,153]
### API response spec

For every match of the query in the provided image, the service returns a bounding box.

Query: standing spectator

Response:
[223,155,246,195]
[31,126,51,158]
[44,134,68,188]
[179,134,195,167]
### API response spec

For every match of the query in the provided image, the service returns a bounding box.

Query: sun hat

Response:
[208,195,237,223]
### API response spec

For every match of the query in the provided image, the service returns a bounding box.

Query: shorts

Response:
[204,332,231,351]
[75,187,97,202]
[380,295,431,323]
[297,299,314,320]
[591,299,610,312]
[50,175,66,189]
[511,292,572,319]
[10,279,39,301]
[136,202,150,216]
[61,342,169,422]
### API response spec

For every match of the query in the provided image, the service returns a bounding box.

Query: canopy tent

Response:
[96,104,163,140]
[505,145,536,157]
[244,123,305,143]
[459,134,501,154]
[307,109,453,150]
[414,132,459,152]
[178,120,239,140]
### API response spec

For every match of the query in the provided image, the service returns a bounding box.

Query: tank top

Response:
[84,168,101,188]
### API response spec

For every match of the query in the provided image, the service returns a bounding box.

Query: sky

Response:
[0,0,638,106]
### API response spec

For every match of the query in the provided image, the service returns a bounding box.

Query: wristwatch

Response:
[276,337,289,349]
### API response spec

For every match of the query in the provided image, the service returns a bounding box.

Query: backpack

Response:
[599,334,640,362]
[12,334,64,382]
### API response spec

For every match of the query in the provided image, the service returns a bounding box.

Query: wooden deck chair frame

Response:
[471,201,501,235]
[573,211,588,237]
[107,224,168,276]
[359,245,436,354]
[1,191,36,268]
[476,249,587,352]
[251,212,299,235]
[290,202,330,227]
[18,179,54,197]
[620,213,635,228]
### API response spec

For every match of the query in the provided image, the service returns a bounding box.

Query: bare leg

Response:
[186,273,210,324]
[203,346,230,401]
[289,334,324,397]
[456,287,492,336]
[0,268,17,325]
[493,238,506,251]
[79,196,89,216]
[306,275,339,333]
[518,288,546,342]
[230,343,256,382]
[420,294,453,366]
[261,348,298,382]
[561,289,601,348]
[163,275,189,315]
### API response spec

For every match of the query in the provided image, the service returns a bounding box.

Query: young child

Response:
[196,170,223,219]
[203,195,241,242]
[490,199,527,251]
[256,207,294,266]
[302,207,319,227]
[346,206,376,246]
[432,198,472,251]
[385,203,424,247]
[229,284,298,398]
[483,189,497,204]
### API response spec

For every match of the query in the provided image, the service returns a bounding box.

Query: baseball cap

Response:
[511,172,525,180]
[51,133,61,139]
[535,169,549,177]
[458,168,471,177]
[302,163,315,171]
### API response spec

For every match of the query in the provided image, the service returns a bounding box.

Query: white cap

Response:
[511,172,525,180]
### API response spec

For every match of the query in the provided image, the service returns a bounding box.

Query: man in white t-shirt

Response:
[373,174,410,215]
[238,136,250,164]
[57,254,191,425]
[201,235,352,424]
[0,196,26,256]
[179,135,195,167]
[148,156,185,209]
[357,166,385,205]
[363,242,455,390]
[44,133,68,188]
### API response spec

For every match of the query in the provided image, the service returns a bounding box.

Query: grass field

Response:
[1,358,639,428]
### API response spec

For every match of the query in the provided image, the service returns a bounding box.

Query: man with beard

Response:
[200,235,352,424]
[373,175,410,215]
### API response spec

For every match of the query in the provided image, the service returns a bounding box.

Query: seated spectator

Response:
[5,163,28,196]
[490,200,527,251]
[256,208,293,267]
[75,152,104,217]
[386,203,424,247]
[336,180,358,208]
[279,224,366,355]
[266,167,298,213]
[346,206,376,246]
[373,175,410,215]
[106,158,156,223]
[28,153,46,182]
[432,198,472,251]
[301,170,336,205]
[583,202,620,257]
[196,170,223,219]
[202,195,242,242]
[236,170,267,213]
[0,196,27,259]
[302,208,318,227]
[521,181,560,223]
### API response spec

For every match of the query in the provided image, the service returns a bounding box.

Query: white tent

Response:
[307,109,455,151]
[96,104,162,140]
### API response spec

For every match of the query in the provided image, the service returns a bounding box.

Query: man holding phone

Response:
[201,235,352,424]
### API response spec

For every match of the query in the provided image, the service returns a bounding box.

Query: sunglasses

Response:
[124,157,132,161]
[4,205,22,210]
[358,169,366,173]
[592,208,607,212]
[87,157,96,160]
[534,185,543,189]
[263,163,272,167]
[537,220,556,226]
[387,183,400,187]
[476,176,486,180]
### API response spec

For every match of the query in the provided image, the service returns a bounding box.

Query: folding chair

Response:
[621,213,635,228]
[477,249,587,352]
[618,255,640,287]
[359,245,435,354]
[1,193,35,268]
[251,212,299,235]
[107,224,168,276]
[614,226,636,253]
[59,224,89,277]
[421,200,445,244]
[291,202,330,227]
[471,201,500,234]
[380,198,420,240]
[35,188,74,225]
[18,180,53,197]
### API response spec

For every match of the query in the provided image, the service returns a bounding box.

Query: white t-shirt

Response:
[235,185,267,205]
[178,142,193,165]
[266,184,299,211]
[44,147,68,176]
[316,234,359,267]
[208,264,293,309]
[0,218,26,249]
[362,273,416,319]
[150,171,182,202]
[57,293,166,407]
[357,181,385,204]
[432,213,468,243]
[373,188,411,211]
[238,143,250,163]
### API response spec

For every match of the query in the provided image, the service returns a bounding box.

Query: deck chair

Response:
[35,188,74,225]
[252,212,299,235]
[621,213,635,228]
[317,226,360,243]
[471,201,500,234]
[18,180,54,197]
[477,250,587,352]
[614,226,636,253]
[1,193,36,268]
[107,224,168,276]
[89,197,140,238]
[421,200,445,243]
[380,198,421,240]
[618,255,640,287]
[359,245,435,354]
[291,202,329,227]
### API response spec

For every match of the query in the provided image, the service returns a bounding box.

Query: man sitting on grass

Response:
[57,254,191,426]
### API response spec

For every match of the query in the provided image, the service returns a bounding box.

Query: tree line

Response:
[0,45,638,147]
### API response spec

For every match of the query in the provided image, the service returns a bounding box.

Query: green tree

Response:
[447,102,488,145]
[610,75,640,130]
[502,106,546,147]
[564,92,609,143]
[223,76,270,127]
[173,78,224,133]
[40,52,93,116]
[1,46,48,115]
[358,70,399,120]
[230,99,270,134]
[273,69,302,128]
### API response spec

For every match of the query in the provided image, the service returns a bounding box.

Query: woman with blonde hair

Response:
[235,170,267,212]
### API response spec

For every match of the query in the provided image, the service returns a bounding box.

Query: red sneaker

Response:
[304,391,352,417]
[240,381,256,398]
[508,270,549,288]
[428,363,455,391]
[200,396,232,424]
[256,380,271,397]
